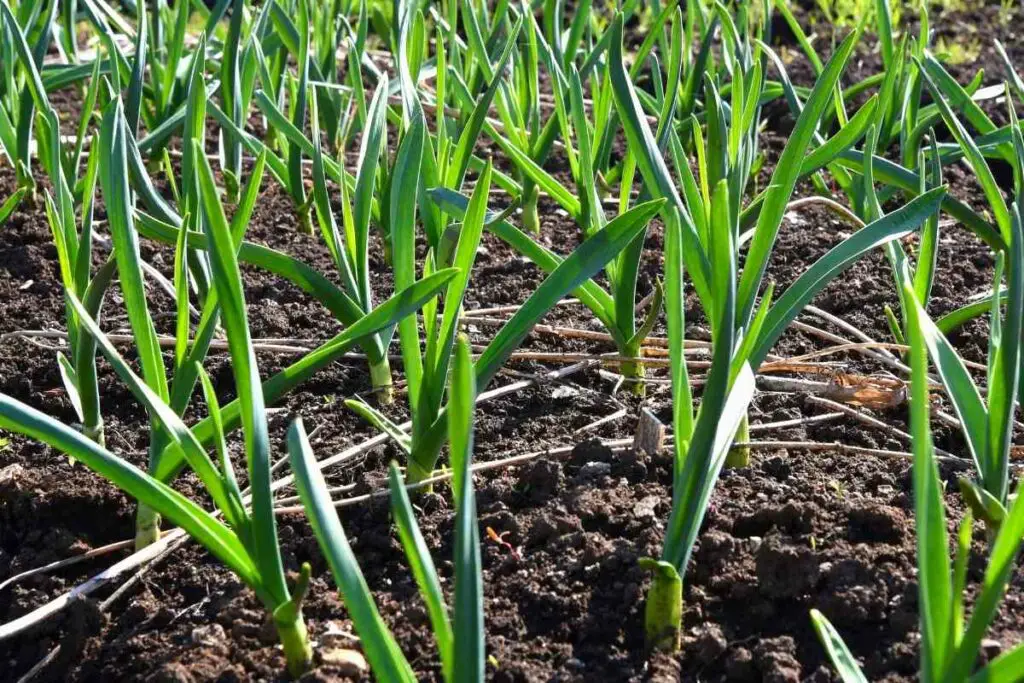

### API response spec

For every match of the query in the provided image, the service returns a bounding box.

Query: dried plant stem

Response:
[805,395,957,459]
[574,408,628,434]
[749,412,843,432]
[735,440,983,467]
[804,304,898,359]
[0,539,135,593]
[790,319,915,376]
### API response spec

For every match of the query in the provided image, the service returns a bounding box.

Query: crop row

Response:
[0,0,1022,679]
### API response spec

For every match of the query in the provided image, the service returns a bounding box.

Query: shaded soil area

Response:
[3,4,1024,682]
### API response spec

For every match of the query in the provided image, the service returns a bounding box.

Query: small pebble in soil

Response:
[576,461,612,480]
[579,532,613,566]
[550,385,579,399]
[319,647,368,676]
[564,657,585,671]
[981,638,1003,660]
[190,623,229,657]
[0,463,28,489]
[632,495,659,519]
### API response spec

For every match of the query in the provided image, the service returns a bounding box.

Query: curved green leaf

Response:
[99,100,169,403]
[750,187,947,367]
[475,198,665,387]
[809,610,869,683]
[737,28,861,326]
[193,140,287,605]
[0,396,258,591]
[451,336,483,683]
[388,462,453,678]
[287,420,416,683]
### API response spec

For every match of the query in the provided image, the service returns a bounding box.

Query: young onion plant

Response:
[213,0,315,232]
[481,11,671,394]
[131,65,408,417]
[755,11,1004,263]
[811,254,1024,683]
[0,2,114,446]
[98,47,446,547]
[827,42,1024,522]
[409,8,526,254]
[355,142,664,483]
[329,3,665,484]
[612,15,910,467]
[473,0,713,216]
[309,80,396,401]
[2,0,105,202]
[287,334,484,682]
[0,0,59,196]
[877,46,1010,341]
[247,0,389,232]
[887,85,1024,528]
[261,0,374,150]
[173,19,533,406]
[97,59,254,547]
[608,14,949,650]
[48,141,110,447]
[442,0,549,234]
[144,0,195,138]
[448,6,720,394]
[758,39,1010,356]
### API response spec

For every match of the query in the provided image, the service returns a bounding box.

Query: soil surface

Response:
[3,4,1024,682]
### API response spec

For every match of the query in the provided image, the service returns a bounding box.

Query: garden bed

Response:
[2,2,1024,682]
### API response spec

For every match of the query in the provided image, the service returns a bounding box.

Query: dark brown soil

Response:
[3,5,1024,682]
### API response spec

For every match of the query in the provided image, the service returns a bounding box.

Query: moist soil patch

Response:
[4,6,1024,682]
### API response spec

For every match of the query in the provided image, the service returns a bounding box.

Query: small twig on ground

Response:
[749,412,843,432]
[465,299,582,317]
[0,529,184,641]
[0,539,134,594]
[461,315,676,349]
[785,338,987,373]
[790,319,914,377]
[274,483,357,508]
[804,304,898,360]
[805,395,957,459]
[14,533,189,683]
[1,330,311,355]
[574,408,628,434]
[783,341,907,363]
[757,374,914,399]
[734,440,974,466]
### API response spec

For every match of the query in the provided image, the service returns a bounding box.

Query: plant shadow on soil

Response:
[3,4,1024,682]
